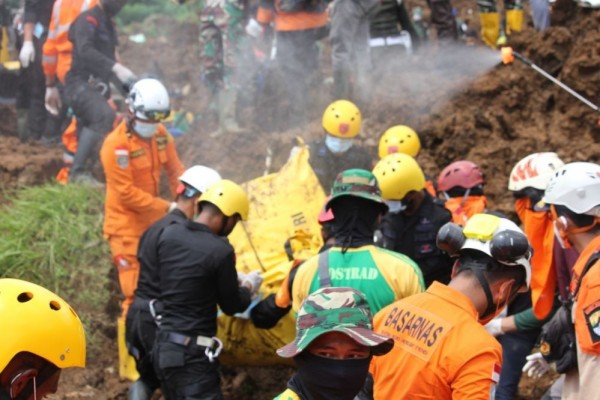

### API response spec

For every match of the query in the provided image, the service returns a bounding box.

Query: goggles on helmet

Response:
[133,107,171,122]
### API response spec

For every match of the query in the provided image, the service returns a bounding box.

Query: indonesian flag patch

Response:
[115,148,129,169]
[491,363,502,383]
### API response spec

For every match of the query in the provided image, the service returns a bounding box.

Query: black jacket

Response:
[308,139,372,193]
[66,5,117,86]
[135,208,188,301]
[157,220,251,337]
[24,0,53,27]
[380,191,453,287]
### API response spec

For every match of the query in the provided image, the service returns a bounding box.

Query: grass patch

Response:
[0,184,112,353]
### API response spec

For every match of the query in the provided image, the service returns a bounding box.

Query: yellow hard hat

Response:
[199,179,250,220]
[378,125,421,158]
[372,153,425,200]
[0,279,86,371]
[322,100,362,139]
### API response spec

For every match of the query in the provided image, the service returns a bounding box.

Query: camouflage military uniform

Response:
[199,0,247,92]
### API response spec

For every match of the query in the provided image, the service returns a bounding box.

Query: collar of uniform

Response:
[426,281,479,319]
[170,208,187,220]
[185,219,213,233]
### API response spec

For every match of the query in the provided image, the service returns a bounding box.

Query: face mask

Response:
[325,135,353,154]
[294,351,371,400]
[385,200,406,214]
[133,120,159,138]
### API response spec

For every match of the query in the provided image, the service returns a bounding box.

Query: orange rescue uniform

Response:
[444,195,488,226]
[100,120,184,317]
[256,1,327,31]
[371,282,502,400]
[42,0,99,84]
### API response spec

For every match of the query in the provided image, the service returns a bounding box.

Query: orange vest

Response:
[42,0,99,83]
[256,3,327,32]
[371,282,502,399]
[100,120,185,238]
[569,235,600,356]
[444,195,487,225]
[515,198,556,319]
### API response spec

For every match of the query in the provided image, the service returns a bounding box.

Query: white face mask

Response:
[134,120,159,138]
[325,135,353,154]
[385,200,406,214]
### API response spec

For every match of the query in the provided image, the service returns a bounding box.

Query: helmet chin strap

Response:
[471,268,497,320]
[9,370,37,399]
[218,216,230,237]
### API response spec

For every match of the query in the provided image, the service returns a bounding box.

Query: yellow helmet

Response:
[199,179,250,220]
[322,100,362,138]
[378,125,421,158]
[372,153,425,200]
[0,278,86,371]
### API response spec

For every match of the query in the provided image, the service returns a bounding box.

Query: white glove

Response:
[245,18,264,39]
[241,270,263,294]
[111,63,136,84]
[484,316,504,337]
[237,271,247,286]
[44,86,62,115]
[206,0,225,8]
[522,352,550,378]
[19,41,35,68]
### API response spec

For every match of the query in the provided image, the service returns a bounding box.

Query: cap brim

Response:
[276,326,394,358]
[326,193,388,211]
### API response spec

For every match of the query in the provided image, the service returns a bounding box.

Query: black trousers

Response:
[153,333,223,400]
[125,301,161,391]
[64,79,115,136]
[16,36,48,139]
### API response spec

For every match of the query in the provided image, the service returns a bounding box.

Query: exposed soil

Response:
[2,1,599,399]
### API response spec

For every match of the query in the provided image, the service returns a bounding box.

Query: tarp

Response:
[217,140,325,366]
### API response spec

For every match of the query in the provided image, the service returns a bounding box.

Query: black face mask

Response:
[102,0,127,17]
[290,351,372,400]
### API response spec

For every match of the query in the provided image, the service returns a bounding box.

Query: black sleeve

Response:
[250,294,292,329]
[356,373,374,400]
[69,13,115,73]
[216,250,252,316]
[23,0,40,24]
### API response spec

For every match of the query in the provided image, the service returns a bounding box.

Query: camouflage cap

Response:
[277,287,394,358]
[326,169,387,210]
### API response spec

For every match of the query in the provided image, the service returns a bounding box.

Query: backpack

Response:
[538,250,600,373]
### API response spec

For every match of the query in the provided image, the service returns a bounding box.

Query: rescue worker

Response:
[275,287,394,400]
[17,0,53,143]
[42,0,99,148]
[308,100,372,192]
[377,125,437,196]
[524,162,600,399]
[100,78,184,380]
[65,0,134,184]
[478,0,523,47]
[373,153,453,286]
[485,152,568,400]
[329,0,379,102]
[292,169,425,314]
[427,0,458,41]
[0,278,86,399]
[126,165,221,400]
[153,179,263,400]
[256,0,328,126]
[369,0,422,50]
[197,0,247,136]
[366,213,532,399]
[437,160,487,225]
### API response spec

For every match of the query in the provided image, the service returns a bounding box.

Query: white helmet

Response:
[508,152,565,192]
[543,162,600,216]
[127,78,171,122]
[179,165,222,194]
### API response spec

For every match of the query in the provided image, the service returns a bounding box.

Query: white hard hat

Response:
[127,78,170,122]
[179,165,222,194]
[508,152,565,192]
[543,162,600,216]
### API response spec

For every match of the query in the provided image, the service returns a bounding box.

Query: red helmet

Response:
[438,161,484,192]
[318,196,334,224]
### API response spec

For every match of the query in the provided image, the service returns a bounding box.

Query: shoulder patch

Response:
[491,362,501,383]
[115,148,129,169]
[85,15,98,27]
[584,300,600,343]
[130,148,145,158]
[156,134,168,150]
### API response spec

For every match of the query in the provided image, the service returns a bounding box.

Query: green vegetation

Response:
[117,0,202,27]
[0,184,111,313]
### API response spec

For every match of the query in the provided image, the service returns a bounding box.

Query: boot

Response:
[128,379,153,400]
[118,317,140,382]
[17,108,28,142]
[506,9,524,35]
[209,88,245,137]
[69,126,103,186]
[479,12,500,48]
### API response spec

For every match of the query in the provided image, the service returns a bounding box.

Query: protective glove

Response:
[112,63,136,84]
[241,270,263,294]
[522,352,551,378]
[484,316,504,337]
[237,271,247,286]
[19,41,35,68]
[45,86,62,116]
[245,18,264,39]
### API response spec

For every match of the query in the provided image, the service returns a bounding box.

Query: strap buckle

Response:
[204,337,223,363]
[148,299,162,326]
